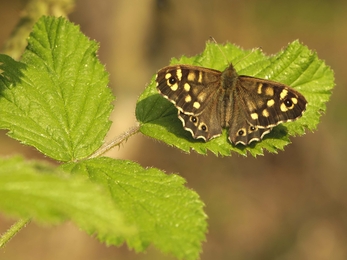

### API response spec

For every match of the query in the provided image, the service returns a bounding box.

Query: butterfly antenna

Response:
[208,37,264,66]
[233,46,263,67]
[208,36,230,64]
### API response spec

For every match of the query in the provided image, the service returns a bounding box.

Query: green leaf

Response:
[0,16,114,161]
[136,40,334,156]
[62,157,207,260]
[0,157,133,243]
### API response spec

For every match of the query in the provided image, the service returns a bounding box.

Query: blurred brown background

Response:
[0,0,346,259]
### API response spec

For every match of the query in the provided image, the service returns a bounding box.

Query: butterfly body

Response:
[156,63,307,145]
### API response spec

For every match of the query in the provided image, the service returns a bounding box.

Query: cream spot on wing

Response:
[170,83,178,91]
[198,71,203,83]
[176,69,182,81]
[280,103,288,112]
[265,87,274,96]
[193,102,201,109]
[184,83,190,92]
[291,97,298,104]
[192,87,199,96]
[188,72,196,81]
[197,92,207,102]
[280,89,288,100]
[251,113,258,120]
[262,109,269,117]
[267,99,275,107]
[257,83,263,94]
[185,95,192,103]
[165,73,172,79]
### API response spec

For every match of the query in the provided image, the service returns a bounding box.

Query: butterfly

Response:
[156,62,307,145]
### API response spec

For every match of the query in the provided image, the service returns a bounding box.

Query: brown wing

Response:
[156,65,222,115]
[236,76,307,128]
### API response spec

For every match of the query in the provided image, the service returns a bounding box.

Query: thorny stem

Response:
[88,123,141,159]
[0,218,30,248]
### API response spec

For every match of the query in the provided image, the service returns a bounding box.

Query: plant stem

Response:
[88,124,141,159]
[0,218,30,248]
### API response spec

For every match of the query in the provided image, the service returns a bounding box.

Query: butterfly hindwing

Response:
[178,106,223,141]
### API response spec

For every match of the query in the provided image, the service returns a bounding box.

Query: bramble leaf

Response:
[62,157,207,260]
[0,16,113,161]
[0,157,132,242]
[136,40,334,156]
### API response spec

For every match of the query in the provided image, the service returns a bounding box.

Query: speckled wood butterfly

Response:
[156,62,307,145]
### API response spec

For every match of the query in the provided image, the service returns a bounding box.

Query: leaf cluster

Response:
[0,16,334,259]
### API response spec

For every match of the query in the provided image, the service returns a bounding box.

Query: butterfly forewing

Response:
[236,76,307,128]
[156,65,222,115]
